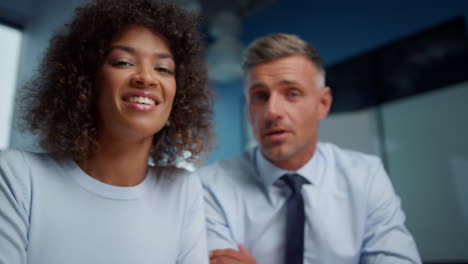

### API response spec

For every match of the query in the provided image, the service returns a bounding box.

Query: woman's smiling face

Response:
[95,25,176,141]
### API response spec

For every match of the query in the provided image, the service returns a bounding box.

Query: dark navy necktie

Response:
[281,174,309,264]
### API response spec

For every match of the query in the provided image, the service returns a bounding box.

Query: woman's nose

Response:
[130,65,156,88]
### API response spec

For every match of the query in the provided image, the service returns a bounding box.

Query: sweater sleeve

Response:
[0,150,31,264]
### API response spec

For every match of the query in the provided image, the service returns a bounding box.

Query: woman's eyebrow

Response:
[109,45,174,60]
[109,45,135,54]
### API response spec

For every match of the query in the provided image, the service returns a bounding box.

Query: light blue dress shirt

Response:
[200,142,421,264]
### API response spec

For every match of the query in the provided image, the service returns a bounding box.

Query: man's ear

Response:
[318,86,332,120]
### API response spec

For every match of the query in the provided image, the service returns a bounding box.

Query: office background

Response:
[1,0,467,262]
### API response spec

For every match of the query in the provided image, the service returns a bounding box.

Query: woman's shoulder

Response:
[1,148,28,163]
[0,149,71,187]
[152,166,197,181]
[151,166,203,196]
[0,149,46,210]
[1,149,36,174]
[1,149,63,171]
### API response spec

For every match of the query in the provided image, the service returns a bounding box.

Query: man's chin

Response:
[260,146,292,162]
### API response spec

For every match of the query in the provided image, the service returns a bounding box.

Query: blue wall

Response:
[207,80,245,163]
[241,1,468,65]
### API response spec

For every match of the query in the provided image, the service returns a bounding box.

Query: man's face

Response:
[246,55,332,169]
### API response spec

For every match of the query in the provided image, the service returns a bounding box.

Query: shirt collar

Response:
[255,143,325,187]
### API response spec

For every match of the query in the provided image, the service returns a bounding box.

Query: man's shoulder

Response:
[317,142,389,199]
[317,142,383,173]
[318,142,381,164]
[198,150,256,187]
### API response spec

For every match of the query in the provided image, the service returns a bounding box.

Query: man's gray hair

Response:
[243,33,325,73]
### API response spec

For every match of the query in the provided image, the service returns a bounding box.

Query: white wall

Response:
[0,25,22,150]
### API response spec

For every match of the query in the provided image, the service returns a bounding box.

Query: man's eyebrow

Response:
[109,45,174,60]
[249,82,267,91]
[249,79,300,90]
[279,79,299,86]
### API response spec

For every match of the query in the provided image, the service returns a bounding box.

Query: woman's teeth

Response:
[127,96,156,105]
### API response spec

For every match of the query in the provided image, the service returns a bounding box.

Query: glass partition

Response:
[319,80,468,262]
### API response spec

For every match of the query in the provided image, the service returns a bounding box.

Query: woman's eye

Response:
[155,67,174,75]
[110,60,133,67]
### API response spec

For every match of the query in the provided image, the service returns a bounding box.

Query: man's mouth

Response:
[262,129,290,141]
[264,129,287,136]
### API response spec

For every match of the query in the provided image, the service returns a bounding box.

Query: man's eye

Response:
[288,91,301,98]
[251,93,268,103]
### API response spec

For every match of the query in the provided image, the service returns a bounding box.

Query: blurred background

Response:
[1,0,467,262]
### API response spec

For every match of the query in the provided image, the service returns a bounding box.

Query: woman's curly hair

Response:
[22,0,212,166]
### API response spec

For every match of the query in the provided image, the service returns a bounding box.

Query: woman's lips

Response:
[123,100,157,112]
[122,90,160,112]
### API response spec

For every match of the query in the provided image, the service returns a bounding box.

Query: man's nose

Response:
[265,93,283,120]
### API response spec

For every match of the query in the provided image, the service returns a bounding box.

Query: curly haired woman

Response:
[0,0,212,263]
